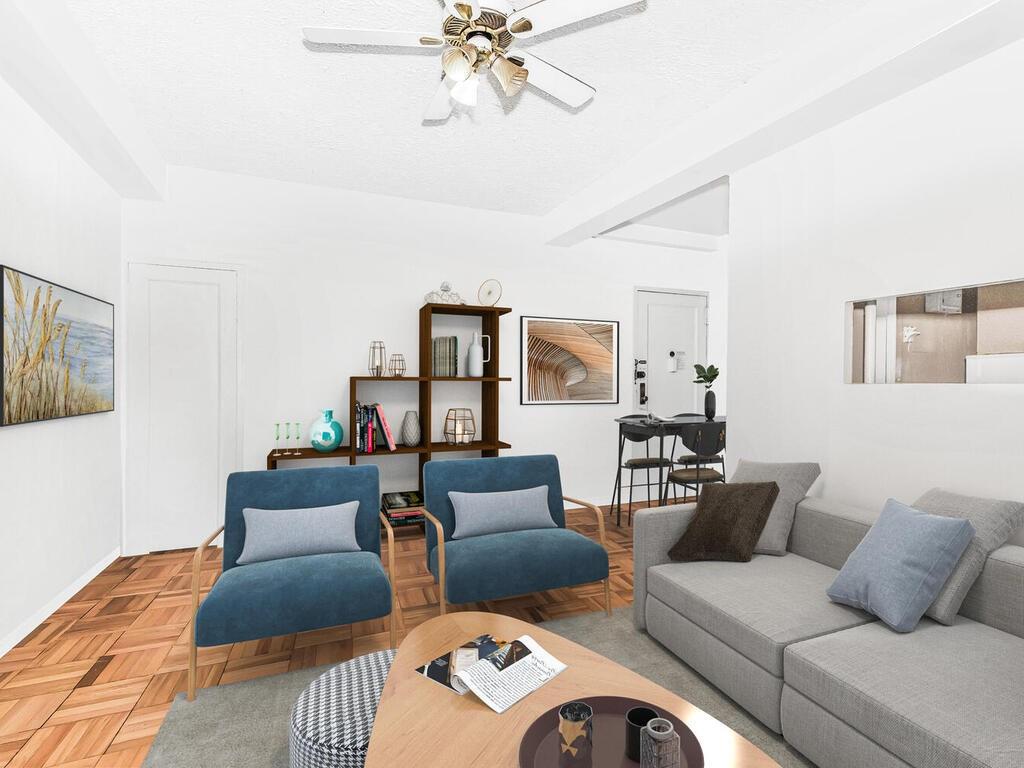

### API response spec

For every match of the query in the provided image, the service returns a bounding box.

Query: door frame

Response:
[632,286,711,414]
[123,258,244,554]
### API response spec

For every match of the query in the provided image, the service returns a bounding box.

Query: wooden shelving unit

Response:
[267,303,512,492]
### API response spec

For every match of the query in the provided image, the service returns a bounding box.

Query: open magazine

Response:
[415,634,566,713]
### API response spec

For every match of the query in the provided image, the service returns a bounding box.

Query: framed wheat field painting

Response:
[2,266,114,426]
[521,316,619,405]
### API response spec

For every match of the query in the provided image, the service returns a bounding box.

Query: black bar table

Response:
[612,414,727,515]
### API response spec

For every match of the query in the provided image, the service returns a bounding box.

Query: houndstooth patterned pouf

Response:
[289,649,396,768]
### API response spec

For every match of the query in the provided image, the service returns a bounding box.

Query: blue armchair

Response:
[422,455,610,615]
[188,465,398,700]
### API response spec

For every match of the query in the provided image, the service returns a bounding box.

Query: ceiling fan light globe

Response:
[441,45,477,83]
[492,55,529,97]
[450,74,480,107]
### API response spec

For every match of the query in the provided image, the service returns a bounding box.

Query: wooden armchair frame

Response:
[424,495,611,618]
[187,515,402,701]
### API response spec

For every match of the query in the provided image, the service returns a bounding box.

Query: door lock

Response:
[634,359,649,406]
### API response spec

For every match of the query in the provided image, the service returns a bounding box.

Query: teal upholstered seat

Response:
[428,528,608,604]
[189,465,396,699]
[423,455,610,608]
[196,551,391,647]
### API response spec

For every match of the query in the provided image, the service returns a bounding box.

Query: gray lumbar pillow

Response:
[913,488,1024,624]
[236,501,361,565]
[449,485,556,540]
[827,498,974,633]
[730,460,821,555]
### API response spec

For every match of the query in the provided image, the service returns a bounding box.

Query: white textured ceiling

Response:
[66,0,869,214]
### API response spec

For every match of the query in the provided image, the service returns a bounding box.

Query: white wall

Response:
[728,38,1024,544]
[0,77,123,652]
[122,166,728,518]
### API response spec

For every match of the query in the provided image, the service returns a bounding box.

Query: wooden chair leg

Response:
[187,632,197,701]
[604,579,612,616]
[389,610,398,649]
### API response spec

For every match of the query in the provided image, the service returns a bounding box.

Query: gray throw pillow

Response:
[730,460,821,555]
[914,488,1024,624]
[449,485,556,540]
[827,499,974,633]
[236,501,361,565]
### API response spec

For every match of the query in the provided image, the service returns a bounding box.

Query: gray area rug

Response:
[144,609,810,767]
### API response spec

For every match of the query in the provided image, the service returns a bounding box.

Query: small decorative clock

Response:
[478,278,502,306]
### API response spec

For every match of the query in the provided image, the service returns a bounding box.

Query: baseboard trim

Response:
[0,546,121,657]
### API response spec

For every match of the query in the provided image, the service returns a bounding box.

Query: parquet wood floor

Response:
[0,504,659,767]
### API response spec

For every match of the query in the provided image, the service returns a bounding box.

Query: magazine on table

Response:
[415,634,566,713]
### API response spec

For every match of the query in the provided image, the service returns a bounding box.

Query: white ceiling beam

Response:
[598,224,723,253]
[0,0,165,199]
[543,0,1024,246]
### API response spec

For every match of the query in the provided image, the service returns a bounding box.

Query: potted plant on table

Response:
[693,364,720,421]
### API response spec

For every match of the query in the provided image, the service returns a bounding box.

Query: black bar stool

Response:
[611,414,673,526]
[665,422,727,503]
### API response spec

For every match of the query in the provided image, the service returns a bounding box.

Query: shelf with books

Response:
[429,440,513,453]
[269,304,512,492]
[428,376,512,382]
[353,444,427,456]
[265,446,354,470]
[350,376,427,382]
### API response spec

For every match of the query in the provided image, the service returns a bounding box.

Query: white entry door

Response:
[126,263,239,554]
[634,289,709,419]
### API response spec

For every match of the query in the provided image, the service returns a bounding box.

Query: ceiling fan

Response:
[303,0,643,121]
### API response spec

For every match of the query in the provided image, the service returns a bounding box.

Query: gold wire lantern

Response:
[367,341,386,377]
[388,354,407,377]
[443,408,476,445]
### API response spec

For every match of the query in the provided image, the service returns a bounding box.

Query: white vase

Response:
[400,410,421,447]
[466,331,490,377]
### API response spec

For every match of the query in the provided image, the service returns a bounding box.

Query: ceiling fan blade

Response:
[508,52,594,107]
[507,0,640,38]
[444,0,482,22]
[424,78,455,121]
[302,27,444,47]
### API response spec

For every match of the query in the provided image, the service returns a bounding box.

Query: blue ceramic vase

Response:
[310,409,344,453]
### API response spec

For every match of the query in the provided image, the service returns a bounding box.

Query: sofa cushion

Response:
[195,551,391,647]
[785,619,1024,768]
[236,500,361,565]
[826,499,974,633]
[449,485,556,540]
[667,482,779,563]
[428,528,608,604]
[913,488,1024,625]
[730,460,821,555]
[647,554,872,676]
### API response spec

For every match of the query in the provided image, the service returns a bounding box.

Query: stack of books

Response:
[354,402,397,454]
[432,336,459,377]
[381,491,425,527]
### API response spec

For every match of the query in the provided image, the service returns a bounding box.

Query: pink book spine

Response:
[376,404,397,451]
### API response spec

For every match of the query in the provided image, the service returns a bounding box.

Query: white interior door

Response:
[634,289,709,420]
[126,263,238,554]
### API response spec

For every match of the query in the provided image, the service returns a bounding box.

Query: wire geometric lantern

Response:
[388,354,407,377]
[367,341,387,377]
[443,408,476,445]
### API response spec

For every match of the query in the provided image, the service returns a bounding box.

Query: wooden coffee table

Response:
[365,611,779,767]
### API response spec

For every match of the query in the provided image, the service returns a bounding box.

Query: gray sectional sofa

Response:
[633,497,1024,768]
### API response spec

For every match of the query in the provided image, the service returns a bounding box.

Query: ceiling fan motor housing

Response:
[443,9,515,55]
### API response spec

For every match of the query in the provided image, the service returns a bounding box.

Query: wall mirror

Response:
[846,279,1024,384]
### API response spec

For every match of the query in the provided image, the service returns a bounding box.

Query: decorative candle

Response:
[640,717,681,768]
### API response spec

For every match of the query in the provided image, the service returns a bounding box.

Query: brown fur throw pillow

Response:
[668,482,781,562]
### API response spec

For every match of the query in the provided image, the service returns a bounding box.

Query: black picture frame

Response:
[1,264,115,426]
[520,315,620,405]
